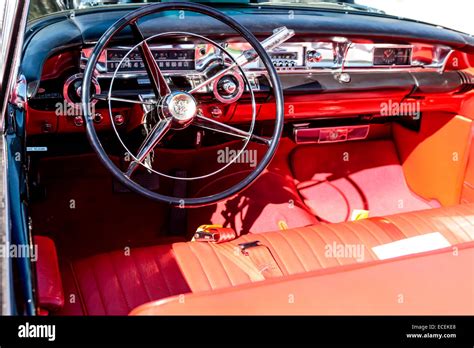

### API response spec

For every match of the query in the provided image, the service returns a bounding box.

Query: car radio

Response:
[267,45,305,69]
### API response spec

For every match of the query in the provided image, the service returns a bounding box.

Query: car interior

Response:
[9,0,474,315]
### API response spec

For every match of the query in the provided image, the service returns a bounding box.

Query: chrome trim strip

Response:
[84,41,453,80]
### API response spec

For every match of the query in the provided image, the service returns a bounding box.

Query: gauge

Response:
[212,72,244,104]
[373,47,411,66]
[382,48,397,65]
[106,48,196,72]
[63,73,100,110]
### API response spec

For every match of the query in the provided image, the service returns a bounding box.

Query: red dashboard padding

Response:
[34,236,65,312]
[130,241,474,315]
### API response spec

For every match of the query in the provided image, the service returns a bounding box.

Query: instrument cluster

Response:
[60,39,454,113]
[80,38,453,81]
[106,47,196,72]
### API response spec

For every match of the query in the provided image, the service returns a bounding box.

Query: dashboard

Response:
[69,37,456,104]
[83,38,452,76]
[22,5,474,135]
[94,40,444,75]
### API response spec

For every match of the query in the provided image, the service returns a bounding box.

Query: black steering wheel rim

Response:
[81,2,284,207]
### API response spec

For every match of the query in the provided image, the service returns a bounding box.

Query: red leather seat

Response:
[131,241,474,315]
[59,244,191,315]
[59,203,474,315]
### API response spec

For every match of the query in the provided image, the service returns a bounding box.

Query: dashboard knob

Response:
[73,116,84,127]
[307,50,323,63]
[114,114,125,126]
[93,113,103,123]
[222,80,237,94]
[213,72,244,104]
[210,106,223,118]
[335,72,351,84]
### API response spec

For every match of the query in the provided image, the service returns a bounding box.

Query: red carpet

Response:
[189,169,319,235]
[29,155,181,260]
[291,140,440,223]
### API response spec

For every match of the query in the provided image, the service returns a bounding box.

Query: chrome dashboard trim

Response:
[77,39,454,95]
[83,41,453,73]
[63,73,101,109]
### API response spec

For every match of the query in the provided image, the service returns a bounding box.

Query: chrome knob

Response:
[114,114,125,126]
[210,106,223,118]
[307,50,323,63]
[335,72,351,84]
[93,113,103,123]
[222,80,237,94]
[73,116,84,127]
[213,73,244,104]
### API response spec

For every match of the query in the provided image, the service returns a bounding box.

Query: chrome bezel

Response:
[212,70,245,104]
[63,73,101,111]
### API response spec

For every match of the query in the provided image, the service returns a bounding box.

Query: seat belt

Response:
[192,225,284,281]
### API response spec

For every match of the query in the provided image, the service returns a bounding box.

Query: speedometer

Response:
[106,47,196,73]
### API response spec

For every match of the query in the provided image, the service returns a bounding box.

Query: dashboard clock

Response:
[373,47,412,66]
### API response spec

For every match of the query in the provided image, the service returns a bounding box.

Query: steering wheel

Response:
[81,2,284,207]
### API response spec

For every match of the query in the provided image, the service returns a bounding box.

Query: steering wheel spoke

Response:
[189,63,238,94]
[125,117,172,177]
[93,93,155,106]
[130,21,171,98]
[193,114,270,145]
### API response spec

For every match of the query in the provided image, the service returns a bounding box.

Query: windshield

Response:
[28,0,474,35]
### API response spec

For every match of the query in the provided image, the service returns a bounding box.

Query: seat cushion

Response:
[59,203,474,315]
[132,241,474,315]
[34,236,64,312]
[59,244,191,315]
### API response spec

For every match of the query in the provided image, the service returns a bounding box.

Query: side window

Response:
[28,0,65,21]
